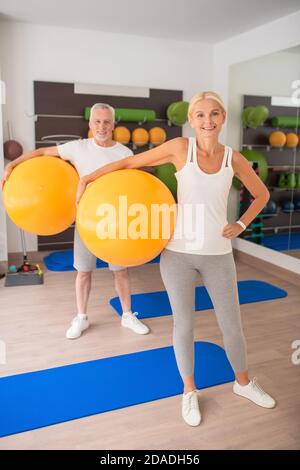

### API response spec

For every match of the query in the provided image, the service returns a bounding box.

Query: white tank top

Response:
[166,137,234,255]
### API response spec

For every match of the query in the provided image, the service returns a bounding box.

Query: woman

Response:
[77,91,276,426]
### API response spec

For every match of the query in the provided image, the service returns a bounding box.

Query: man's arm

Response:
[1,146,60,188]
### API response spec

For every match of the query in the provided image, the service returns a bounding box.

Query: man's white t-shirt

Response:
[57,138,133,178]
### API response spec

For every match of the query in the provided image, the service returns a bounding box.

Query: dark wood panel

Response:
[34,81,183,251]
[34,81,182,117]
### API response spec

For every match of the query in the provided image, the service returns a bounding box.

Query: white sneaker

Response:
[233,377,276,409]
[66,315,89,339]
[182,390,201,426]
[121,312,150,335]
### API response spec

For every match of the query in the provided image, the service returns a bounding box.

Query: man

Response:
[2,103,150,339]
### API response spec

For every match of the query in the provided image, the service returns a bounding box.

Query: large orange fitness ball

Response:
[76,169,176,266]
[3,157,79,235]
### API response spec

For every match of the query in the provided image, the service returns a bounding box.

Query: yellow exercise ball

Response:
[149,127,167,146]
[113,126,131,145]
[285,132,299,148]
[269,131,286,147]
[88,129,93,138]
[132,128,149,147]
[76,169,176,266]
[3,157,79,235]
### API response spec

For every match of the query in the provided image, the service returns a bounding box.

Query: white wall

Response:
[0,20,213,256]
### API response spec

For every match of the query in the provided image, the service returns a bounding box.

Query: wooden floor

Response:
[0,251,299,450]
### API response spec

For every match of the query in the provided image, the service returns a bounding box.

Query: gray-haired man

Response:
[2,103,150,338]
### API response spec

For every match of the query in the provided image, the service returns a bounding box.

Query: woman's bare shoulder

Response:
[168,136,188,153]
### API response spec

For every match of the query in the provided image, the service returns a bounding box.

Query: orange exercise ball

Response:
[269,131,286,147]
[3,157,79,235]
[113,126,131,144]
[88,129,93,138]
[285,133,298,148]
[76,169,176,266]
[149,127,167,146]
[132,128,149,147]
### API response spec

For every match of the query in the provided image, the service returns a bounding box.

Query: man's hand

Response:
[222,223,245,239]
[76,178,88,205]
[1,163,14,190]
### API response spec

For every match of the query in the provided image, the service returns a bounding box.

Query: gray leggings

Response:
[160,249,248,379]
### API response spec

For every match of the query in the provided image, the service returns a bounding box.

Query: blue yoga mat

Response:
[0,341,234,438]
[43,250,160,272]
[245,233,300,251]
[110,280,287,319]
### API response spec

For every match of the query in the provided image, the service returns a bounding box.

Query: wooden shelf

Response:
[269,165,300,171]
[242,144,299,151]
[269,187,300,192]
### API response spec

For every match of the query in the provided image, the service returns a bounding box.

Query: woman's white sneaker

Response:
[66,315,89,339]
[121,312,150,335]
[233,377,276,408]
[182,390,201,426]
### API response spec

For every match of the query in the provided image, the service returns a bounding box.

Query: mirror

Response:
[228,46,300,259]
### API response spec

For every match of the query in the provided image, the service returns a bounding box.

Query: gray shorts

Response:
[73,227,127,273]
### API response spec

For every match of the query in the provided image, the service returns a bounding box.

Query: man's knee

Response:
[113,268,128,281]
[76,270,92,282]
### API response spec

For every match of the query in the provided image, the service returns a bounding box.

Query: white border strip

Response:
[74,83,150,98]
[271,96,299,108]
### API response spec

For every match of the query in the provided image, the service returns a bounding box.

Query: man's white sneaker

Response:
[182,390,201,426]
[66,315,89,339]
[233,377,276,409]
[121,312,150,335]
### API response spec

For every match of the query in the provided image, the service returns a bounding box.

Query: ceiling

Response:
[0,0,299,44]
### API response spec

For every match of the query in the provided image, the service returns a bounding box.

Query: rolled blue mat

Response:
[43,250,160,272]
[110,280,287,319]
[0,341,234,437]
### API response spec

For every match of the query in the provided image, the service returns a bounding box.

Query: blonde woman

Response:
[77,92,276,426]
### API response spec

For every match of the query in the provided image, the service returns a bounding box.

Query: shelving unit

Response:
[240,95,300,246]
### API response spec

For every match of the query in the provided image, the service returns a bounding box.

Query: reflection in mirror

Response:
[289,70,300,259]
[228,46,300,259]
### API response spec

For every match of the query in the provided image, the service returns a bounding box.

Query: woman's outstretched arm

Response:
[76,137,184,203]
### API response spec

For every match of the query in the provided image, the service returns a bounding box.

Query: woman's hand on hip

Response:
[222,223,244,239]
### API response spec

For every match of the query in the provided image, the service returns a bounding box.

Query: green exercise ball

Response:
[242,106,269,129]
[167,101,189,126]
[252,106,269,127]
[232,149,268,190]
[242,107,255,127]
[154,163,177,200]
